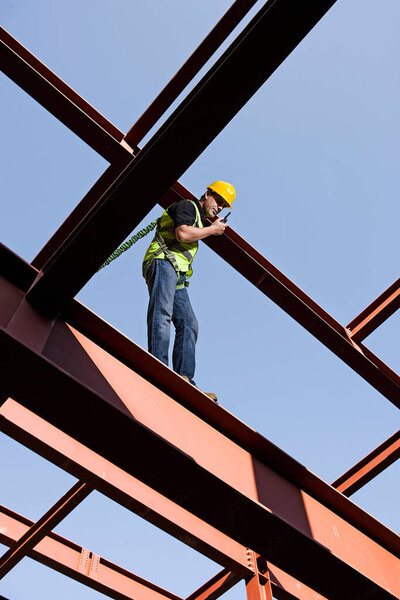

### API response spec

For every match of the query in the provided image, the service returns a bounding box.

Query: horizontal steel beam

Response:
[1,249,399,558]
[0,398,252,580]
[0,481,91,578]
[26,0,337,315]
[0,505,183,600]
[0,27,134,163]
[332,430,400,497]
[0,398,334,600]
[347,278,400,342]
[0,315,399,599]
[124,0,258,147]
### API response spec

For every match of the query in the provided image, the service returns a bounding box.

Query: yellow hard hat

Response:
[207,181,236,208]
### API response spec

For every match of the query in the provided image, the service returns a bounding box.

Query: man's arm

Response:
[175,219,227,242]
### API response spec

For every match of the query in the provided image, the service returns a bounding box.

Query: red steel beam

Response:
[0,481,92,578]
[0,505,184,600]
[1,250,400,561]
[124,0,259,147]
[185,569,240,600]
[245,553,273,600]
[0,27,134,163]
[332,430,400,497]
[0,399,331,600]
[0,398,252,580]
[26,0,338,314]
[0,317,399,598]
[2,505,315,600]
[346,278,400,342]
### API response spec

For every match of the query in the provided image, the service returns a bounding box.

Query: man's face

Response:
[203,191,228,218]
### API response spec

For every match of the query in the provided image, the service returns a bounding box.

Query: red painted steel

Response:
[0,481,91,578]
[0,27,134,163]
[0,402,341,600]
[1,254,399,557]
[1,312,399,598]
[347,277,400,341]
[332,430,400,497]
[245,552,273,600]
[0,506,184,600]
[0,398,253,579]
[124,0,259,146]
[1,505,324,600]
[185,569,240,600]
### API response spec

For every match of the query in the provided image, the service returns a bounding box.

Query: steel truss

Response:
[0,1,399,599]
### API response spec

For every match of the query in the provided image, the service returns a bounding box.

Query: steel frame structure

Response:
[1,1,399,599]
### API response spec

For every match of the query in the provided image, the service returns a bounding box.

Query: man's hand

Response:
[210,217,228,236]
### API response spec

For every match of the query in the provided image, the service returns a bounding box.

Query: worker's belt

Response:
[143,230,194,287]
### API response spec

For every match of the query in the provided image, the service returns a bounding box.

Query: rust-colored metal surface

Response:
[0,481,92,578]
[332,430,400,497]
[1,1,399,599]
[347,277,400,342]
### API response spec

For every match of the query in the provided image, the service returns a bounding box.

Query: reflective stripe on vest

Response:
[142,199,203,283]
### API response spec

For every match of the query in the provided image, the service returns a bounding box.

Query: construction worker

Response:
[142,181,235,397]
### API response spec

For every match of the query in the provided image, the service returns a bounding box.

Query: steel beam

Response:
[0,326,399,598]
[0,400,333,600]
[245,553,273,600]
[26,0,337,315]
[0,27,134,163]
[2,506,315,600]
[347,278,400,342]
[0,506,183,600]
[0,481,91,578]
[332,430,400,497]
[1,250,399,558]
[185,569,240,600]
[124,0,259,147]
[0,399,252,579]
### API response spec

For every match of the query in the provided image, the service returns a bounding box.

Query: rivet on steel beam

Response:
[78,548,90,574]
[89,553,100,579]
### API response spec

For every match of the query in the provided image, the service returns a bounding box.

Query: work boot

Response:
[181,376,218,403]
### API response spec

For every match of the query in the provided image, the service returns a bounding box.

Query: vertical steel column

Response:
[245,552,273,600]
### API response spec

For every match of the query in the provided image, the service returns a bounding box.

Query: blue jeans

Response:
[145,259,199,385]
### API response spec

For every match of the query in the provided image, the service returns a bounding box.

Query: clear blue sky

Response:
[1,1,399,599]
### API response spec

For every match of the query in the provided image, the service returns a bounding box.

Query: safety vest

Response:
[142,199,203,288]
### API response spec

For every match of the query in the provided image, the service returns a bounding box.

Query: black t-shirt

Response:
[167,199,206,228]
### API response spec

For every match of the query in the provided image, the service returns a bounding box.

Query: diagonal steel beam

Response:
[346,278,400,342]
[26,0,338,315]
[0,315,399,598]
[6,399,388,600]
[245,552,274,600]
[0,481,92,578]
[185,569,241,600]
[1,393,399,600]
[0,505,320,600]
[0,505,184,600]
[1,254,399,560]
[332,430,400,497]
[0,27,134,163]
[0,399,330,600]
[124,0,259,147]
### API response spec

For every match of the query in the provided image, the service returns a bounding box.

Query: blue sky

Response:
[1,1,399,599]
